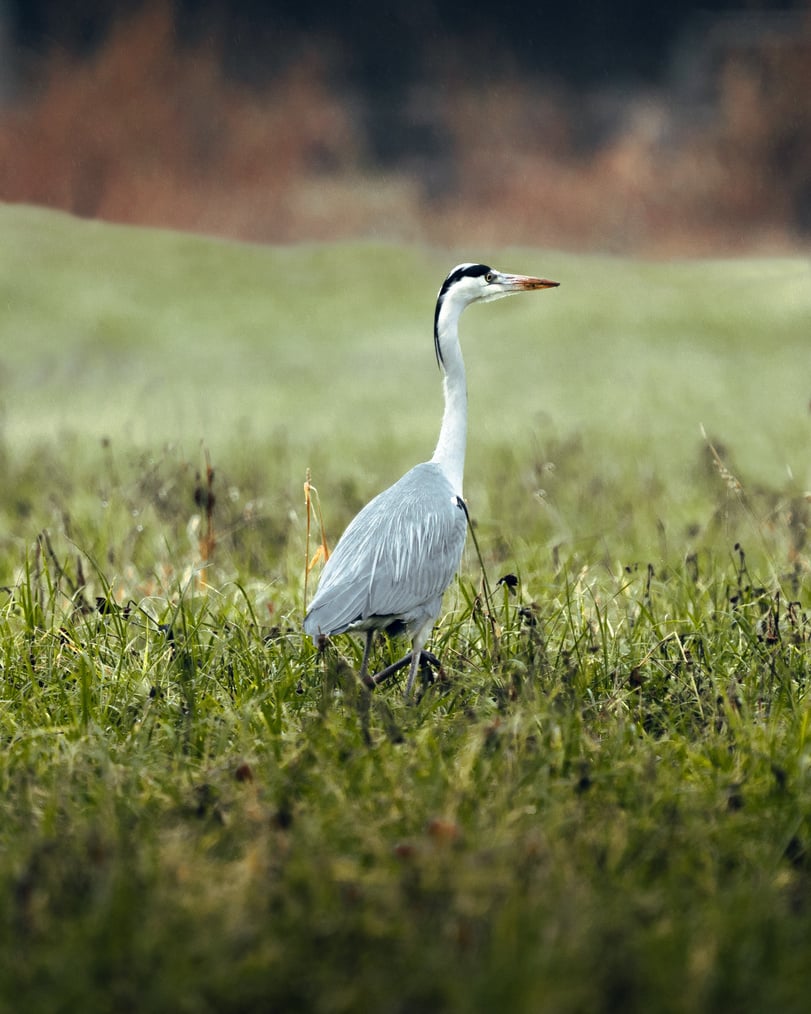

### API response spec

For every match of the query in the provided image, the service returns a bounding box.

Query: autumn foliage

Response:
[1,1,810,253]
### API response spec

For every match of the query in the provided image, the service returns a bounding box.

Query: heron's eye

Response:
[484,272,495,283]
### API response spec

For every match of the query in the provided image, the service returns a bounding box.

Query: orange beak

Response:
[499,273,560,291]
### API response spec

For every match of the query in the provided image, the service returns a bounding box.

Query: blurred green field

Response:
[2,203,808,477]
[0,204,810,1012]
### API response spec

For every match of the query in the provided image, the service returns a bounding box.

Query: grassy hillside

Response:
[0,204,809,1012]
[2,204,808,472]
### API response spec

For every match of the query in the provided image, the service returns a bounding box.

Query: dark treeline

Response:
[9,0,806,89]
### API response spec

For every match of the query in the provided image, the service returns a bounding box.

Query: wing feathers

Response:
[303,463,466,638]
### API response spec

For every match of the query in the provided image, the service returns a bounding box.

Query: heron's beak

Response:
[499,272,559,292]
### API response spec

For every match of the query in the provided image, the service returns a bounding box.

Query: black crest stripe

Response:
[434,264,491,367]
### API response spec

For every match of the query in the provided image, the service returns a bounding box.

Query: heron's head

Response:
[434,263,559,365]
[439,263,559,309]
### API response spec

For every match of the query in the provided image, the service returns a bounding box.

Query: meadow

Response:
[0,203,810,1012]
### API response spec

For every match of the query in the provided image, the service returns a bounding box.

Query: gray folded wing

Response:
[304,462,467,639]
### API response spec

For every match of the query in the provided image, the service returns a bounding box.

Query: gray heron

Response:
[304,262,559,696]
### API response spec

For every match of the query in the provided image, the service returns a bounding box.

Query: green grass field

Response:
[0,203,810,1012]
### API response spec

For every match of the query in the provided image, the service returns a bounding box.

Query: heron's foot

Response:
[363,650,443,690]
[417,650,442,680]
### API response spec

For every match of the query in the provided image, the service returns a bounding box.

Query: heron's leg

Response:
[365,651,412,687]
[364,650,443,689]
[404,651,422,698]
[359,630,375,682]
[404,625,433,698]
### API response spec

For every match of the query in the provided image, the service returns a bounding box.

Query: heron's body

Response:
[304,462,467,640]
[304,262,558,695]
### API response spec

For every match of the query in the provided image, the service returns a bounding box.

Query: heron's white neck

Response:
[431,306,467,496]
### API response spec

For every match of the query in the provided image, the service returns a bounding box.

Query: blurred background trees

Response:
[1,0,809,253]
